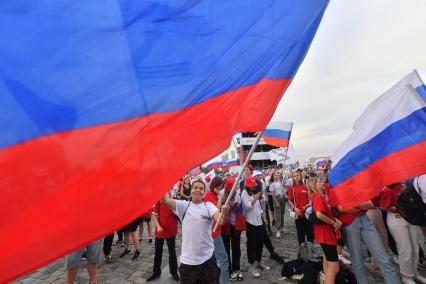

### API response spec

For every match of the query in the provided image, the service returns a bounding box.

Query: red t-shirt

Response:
[287,184,310,217]
[204,191,221,238]
[325,183,332,197]
[380,186,403,211]
[312,193,337,245]
[153,203,178,238]
[328,190,365,226]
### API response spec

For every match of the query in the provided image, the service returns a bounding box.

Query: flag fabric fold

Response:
[329,71,426,209]
[0,1,328,281]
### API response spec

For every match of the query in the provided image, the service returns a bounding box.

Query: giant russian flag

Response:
[0,1,328,281]
[263,121,294,147]
[329,71,426,209]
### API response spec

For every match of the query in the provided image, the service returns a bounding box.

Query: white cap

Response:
[252,170,263,177]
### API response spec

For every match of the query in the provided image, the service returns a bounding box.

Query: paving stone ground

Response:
[16,214,425,284]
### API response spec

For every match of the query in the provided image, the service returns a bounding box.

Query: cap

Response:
[252,170,262,177]
[244,176,257,187]
[224,178,235,191]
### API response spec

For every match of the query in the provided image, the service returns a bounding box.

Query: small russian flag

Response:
[263,122,293,147]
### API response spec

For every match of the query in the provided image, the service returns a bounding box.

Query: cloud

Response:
[272,0,426,161]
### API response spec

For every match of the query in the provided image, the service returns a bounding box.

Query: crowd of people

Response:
[64,163,426,284]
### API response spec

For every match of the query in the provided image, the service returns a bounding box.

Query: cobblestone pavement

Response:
[16,214,425,284]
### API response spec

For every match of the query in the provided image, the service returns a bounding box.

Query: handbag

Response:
[289,187,298,219]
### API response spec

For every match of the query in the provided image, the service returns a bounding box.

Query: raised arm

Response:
[161,193,176,210]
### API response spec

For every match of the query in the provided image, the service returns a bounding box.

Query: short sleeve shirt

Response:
[173,200,218,265]
[312,193,337,245]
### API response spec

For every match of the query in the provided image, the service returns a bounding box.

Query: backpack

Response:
[281,259,304,278]
[335,267,357,284]
[396,177,426,226]
[298,260,322,284]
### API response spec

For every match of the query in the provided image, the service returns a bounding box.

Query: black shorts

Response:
[123,218,142,232]
[320,244,338,262]
[267,195,275,212]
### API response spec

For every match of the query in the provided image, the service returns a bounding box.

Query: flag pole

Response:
[213,130,263,232]
[280,122,293,170]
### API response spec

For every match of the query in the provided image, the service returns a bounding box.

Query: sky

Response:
[271,0,426,162]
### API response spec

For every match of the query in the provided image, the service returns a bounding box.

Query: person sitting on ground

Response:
[161,179,229,284]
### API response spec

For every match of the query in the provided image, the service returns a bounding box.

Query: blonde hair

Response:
[306,177,322,196]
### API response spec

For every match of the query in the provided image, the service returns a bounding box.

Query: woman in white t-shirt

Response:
[161,179,229,284]
[270,171,286,239]
[241,176,270,278]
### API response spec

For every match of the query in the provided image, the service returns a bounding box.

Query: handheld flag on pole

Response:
[0,1,329,281]
[329,70,426,209]
[263,122,294,147]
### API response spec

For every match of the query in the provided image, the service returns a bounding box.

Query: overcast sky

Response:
[272,0,426,161]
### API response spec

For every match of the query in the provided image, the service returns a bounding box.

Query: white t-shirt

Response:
[270,181,284,197]
[285,178,293,187]
[414,174,426,204]
[241,190,263,226]
[173,200,218,265]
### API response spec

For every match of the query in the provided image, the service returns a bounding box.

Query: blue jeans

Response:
[342,214,401,284]
[213,236,230,284]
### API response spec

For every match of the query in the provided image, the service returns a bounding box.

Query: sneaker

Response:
[402,278,416,284]
[132,250,141,260]
[257,262,270,271]
[367,264,382,277]
[171,274,180,282]
[230,272,238,282]
[103,255,117,264]
[237,271,243,281]
[146,274,160,282]
[275,231,281,239]
[148,238,153,244]
[414,274,426,284]
[338,255,351,265]
[120,248,131,258]
[270,252,284,264]
[250,266,260,278]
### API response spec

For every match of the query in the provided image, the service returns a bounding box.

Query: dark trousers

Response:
[265,202,272,234]
[261,222,274,254]
[245,222,263,264]
[179,256,220,284]
[295,218,314,244]
[117,229,124,242]
[230,225,241,271]
[221,232,231,274]
[153,237,178,276]
[103,233,114,256]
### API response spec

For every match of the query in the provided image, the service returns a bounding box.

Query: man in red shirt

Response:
[147,190,179,282]
[329,190,401,284]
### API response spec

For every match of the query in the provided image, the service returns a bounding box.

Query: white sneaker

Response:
[276,231,281,239]
[230,272,238,282]
[257,262,271,271]
[237,271,243,280]
[402,277,416,284]
[414,274,426,284]
[339,255,352,265]
[250,265,260,278]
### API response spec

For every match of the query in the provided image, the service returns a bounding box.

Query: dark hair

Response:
[292,171,303,186]
[191,179,206,190]
[210,176,224,190]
